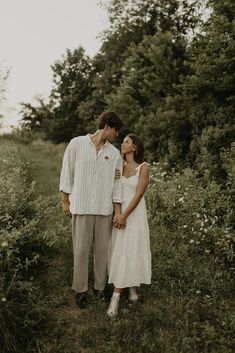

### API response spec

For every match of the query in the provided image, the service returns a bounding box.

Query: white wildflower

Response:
[1,241,8,248]
[196,290,201,295]
[160,171,167,177]
[183,225,187,228]
[179,197,184,202]
[189,239,194,244]
[1,297,7,302]
[196,213,200,218]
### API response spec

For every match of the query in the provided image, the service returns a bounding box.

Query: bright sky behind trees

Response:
[0,0,107,129]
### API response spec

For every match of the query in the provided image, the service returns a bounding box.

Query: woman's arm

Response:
[114,163,150,227]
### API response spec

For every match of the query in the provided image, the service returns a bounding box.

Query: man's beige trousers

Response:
[71,214,113,293]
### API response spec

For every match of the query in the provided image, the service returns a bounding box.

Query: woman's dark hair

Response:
[98,112,123,131]
[124,133,145,164]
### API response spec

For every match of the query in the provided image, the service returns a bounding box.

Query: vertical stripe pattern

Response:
[60,135,123,215]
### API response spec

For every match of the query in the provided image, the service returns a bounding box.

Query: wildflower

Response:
[183,225,187,228]
[195,241,200,245]
[179,197,184,202]
[205,249,211,254]
[205,295,211,299]
[196,213,200,218]
[1,241,8,248]
[189,239,194,244]
[196,290,201,295]
[160,171,167,177]
[1,297,7,302]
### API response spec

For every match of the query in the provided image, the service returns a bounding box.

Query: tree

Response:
[20,47,93,142]
[181,0,235,177]
[48,47,93,142]
[0,66,9,121]
[20,96,53,132]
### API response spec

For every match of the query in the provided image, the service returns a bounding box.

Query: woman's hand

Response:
[113,213,126,229]
[62,200,71,217]
[114,168,121,180]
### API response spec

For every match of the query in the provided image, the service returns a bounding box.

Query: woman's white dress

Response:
[108,162,151,288]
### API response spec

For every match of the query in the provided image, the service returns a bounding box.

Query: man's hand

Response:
[114,169,121,180]
[62,200,71,217]
[113,213,126,229]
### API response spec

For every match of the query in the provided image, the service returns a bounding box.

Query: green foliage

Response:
[0,143,66,352]
[0,65,9,120]
[20,48,92,143]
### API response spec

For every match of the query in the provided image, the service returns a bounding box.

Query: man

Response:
[59,112,123,308]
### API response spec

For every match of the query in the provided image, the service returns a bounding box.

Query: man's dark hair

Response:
[98,112,123,131]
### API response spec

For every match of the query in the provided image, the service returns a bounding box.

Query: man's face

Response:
[104,126,119,142]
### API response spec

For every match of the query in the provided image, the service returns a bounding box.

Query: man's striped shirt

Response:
[59,134,123,215]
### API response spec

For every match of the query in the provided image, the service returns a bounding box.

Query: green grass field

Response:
[0,135,234,353]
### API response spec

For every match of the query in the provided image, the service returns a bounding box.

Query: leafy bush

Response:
[146,153,234,268]
[0,145,63,352]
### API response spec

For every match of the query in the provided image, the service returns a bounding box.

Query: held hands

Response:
[114,169,121,180]
[113,213,127,229]
[62,200,71,217]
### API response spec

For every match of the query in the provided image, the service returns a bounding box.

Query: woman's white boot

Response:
[129,287,139,301]
[107,292,120,317]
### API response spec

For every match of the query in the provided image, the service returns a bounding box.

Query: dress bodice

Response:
[121,162,148,207]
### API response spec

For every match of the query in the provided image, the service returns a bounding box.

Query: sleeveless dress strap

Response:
[135,162,149,174]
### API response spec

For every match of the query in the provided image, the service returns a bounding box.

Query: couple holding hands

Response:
[60,112,151,317]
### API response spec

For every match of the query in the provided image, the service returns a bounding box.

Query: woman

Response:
[107,134,151,317]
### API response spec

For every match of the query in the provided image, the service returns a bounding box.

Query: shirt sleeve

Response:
[112,154,123,204]
[59,138,77,194]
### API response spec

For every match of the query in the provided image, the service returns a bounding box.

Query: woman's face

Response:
[121,136,135,155]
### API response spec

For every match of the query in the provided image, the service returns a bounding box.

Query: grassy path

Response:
[18,139,166,353]
[18,139,132,353]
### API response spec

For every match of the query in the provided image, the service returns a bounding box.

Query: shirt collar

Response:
[87,134,108,148]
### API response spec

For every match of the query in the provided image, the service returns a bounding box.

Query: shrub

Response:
[0,145,62,352]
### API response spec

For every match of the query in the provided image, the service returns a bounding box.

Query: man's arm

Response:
[59,139,76,216]
[61,192,71,216]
